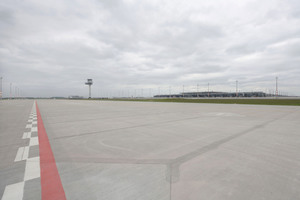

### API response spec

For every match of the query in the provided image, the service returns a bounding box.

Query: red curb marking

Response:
[36,101,66,200]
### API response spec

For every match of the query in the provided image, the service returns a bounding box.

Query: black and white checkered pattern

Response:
[2,102,40,200]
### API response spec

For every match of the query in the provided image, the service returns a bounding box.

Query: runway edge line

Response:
[36,101,66,200]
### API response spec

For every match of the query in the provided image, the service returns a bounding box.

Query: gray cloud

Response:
[0,0,299,97]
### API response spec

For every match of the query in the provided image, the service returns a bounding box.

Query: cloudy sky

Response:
[1,0,300,97]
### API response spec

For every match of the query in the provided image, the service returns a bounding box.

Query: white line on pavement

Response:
[24,157,40,181]
[1,182,24,200]
[29,137,39,146]
[22,146,29,161]
[31,127,37,132]
[22,132,28,139]
[14,147,24,162]
[26,132,31,139]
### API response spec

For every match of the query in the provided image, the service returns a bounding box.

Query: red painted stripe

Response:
[36,102,66,200]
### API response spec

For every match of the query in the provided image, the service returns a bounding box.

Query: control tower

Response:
[85,79,93,99]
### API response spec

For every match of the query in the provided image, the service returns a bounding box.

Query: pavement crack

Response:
[51,115,207,140]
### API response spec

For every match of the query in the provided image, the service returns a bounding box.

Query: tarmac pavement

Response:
[1,99,300,200]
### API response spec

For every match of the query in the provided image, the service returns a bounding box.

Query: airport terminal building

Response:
[154,91,268,98]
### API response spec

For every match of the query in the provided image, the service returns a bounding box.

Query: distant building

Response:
[154,91,269,98]
[50,97,66,99]
[68,95,84,99]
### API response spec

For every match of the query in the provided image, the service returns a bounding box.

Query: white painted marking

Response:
[24,157,40,181]
[1,182,24,200]
[3,101,40,200]
[22,146,29,160]
[26,124,32,129]
[14,147,24,162]
[22,132,28,139]
[29,137,39,146]
[26,132,31,139]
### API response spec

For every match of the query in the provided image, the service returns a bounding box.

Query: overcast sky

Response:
[1,0,300,97]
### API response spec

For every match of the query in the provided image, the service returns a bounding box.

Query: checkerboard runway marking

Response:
[2,102,40,200]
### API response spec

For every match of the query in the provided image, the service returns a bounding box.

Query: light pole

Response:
[236,80,238,97]
[208,83,210,97]
[197,84,199,98]
[0,77,2,99]
[276,77,278,97]
[10,83,12,99]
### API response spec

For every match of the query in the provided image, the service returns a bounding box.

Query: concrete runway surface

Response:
[1,99,300,200]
